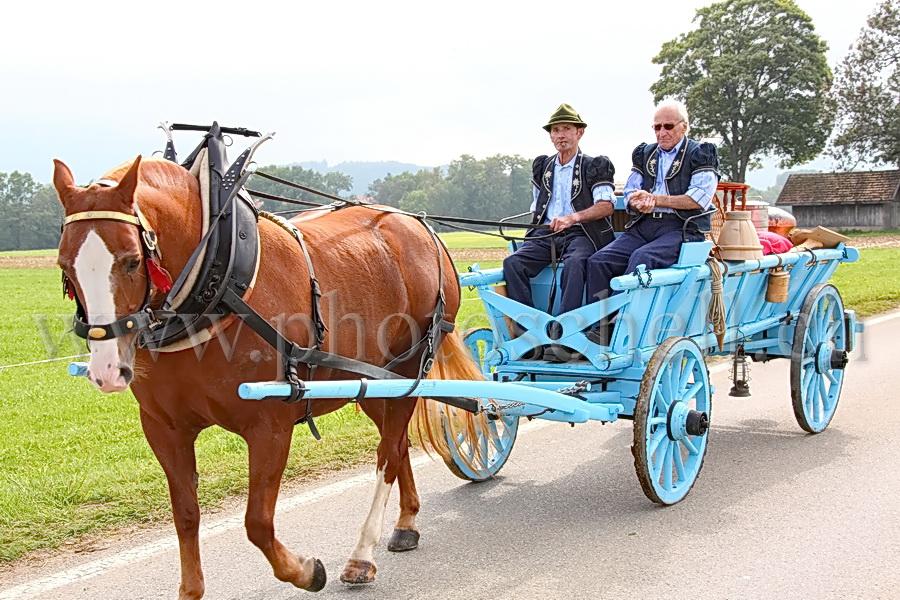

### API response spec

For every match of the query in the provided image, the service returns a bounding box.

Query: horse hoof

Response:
[305,558,327,592]
[387,528,420,552]
[340,559,376,584]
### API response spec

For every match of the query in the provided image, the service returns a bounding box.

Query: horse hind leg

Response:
[356,400,421,555]
[387,450,420,552]
[340,466,393,584]
[342,398,419,584]
[245,427,327,592]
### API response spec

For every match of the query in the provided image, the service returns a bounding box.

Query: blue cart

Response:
[236,233,863,505]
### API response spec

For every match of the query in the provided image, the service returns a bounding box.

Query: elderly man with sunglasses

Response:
[584,100,718,345]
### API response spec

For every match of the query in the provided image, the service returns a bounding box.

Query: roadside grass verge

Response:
[842,229,900,238]
[1,245,898,563]
[829,247,900,317]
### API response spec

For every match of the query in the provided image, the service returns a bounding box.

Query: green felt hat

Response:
[543,103,587,131]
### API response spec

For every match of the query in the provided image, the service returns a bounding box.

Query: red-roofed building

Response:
[775,170,900,231]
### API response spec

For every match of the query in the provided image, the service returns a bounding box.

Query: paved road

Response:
[3,314,899,600]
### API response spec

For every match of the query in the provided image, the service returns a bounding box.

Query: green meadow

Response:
[1,231,898,563]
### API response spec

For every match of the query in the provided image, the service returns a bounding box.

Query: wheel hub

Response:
[814,342,849,372]
[667,401,709,440]
[830,349,849,370]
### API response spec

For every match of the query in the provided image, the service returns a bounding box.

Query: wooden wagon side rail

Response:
[459,242,862,376]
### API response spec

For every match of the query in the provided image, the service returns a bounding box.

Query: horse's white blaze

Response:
[348,468,393,564]
[74,230,128,393]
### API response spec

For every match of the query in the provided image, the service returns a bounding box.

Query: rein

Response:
[247,173,561,242]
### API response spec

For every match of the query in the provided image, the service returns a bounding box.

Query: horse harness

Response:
[63,123,473,438]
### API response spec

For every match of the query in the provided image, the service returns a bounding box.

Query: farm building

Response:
[775,170,900,231]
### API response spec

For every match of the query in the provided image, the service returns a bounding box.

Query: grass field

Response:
[1,239,899,564]
[439,230,526,249]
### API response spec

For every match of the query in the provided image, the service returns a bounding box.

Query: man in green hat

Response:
[502,103,616,360]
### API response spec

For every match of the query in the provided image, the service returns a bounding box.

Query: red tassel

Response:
[147,258,173,294]
[64,278,75,300]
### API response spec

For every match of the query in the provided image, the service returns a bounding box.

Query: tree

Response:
[24,184,64,250]
[444,154,531,220]
[367,168,444,208]
[828,0,900,169]
[651,0,833,182]
[246,165,354,214]
[0,171,48,251]
[368,154,531,224]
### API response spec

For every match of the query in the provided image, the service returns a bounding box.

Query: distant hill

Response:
[295,160,435,195]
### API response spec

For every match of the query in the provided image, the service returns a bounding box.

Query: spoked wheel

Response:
[461,326,495,376]
[791,284,848,433]
[633,337,711,505]
[441,328,519,481]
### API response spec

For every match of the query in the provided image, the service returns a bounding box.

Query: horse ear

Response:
[117,155,142,201]
[52,159,75,198]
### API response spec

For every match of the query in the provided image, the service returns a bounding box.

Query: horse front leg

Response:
[139,410,205,600]
[341,398,418,584]
[245,426,327,592]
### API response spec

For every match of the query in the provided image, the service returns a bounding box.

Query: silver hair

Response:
[656,99,689,131]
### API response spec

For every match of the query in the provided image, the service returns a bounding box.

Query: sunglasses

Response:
[652,122,683,131]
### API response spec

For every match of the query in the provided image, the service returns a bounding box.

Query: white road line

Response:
[0,421,549,600]
[6,311,897,598]
[860,309,900,328]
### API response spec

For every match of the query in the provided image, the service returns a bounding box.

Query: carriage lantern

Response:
[729,344,751,397]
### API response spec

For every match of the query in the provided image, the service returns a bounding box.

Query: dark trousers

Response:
[502,230,596,315]
[585,216,704,303]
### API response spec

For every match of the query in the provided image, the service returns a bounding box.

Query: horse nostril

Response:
[119,365,134,385]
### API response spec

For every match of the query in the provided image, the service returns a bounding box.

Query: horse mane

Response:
[102,157,197,194]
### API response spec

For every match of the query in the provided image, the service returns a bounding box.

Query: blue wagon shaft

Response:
[69,225,864,506]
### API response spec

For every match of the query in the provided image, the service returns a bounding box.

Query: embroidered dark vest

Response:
[637,139,716,232]
[531,151,614,250]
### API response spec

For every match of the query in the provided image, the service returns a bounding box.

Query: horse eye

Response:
[125,258,142,273]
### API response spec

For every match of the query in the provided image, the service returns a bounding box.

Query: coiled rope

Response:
[707,258,727,350]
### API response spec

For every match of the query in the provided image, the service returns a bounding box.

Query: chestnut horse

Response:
[53,155,482,598]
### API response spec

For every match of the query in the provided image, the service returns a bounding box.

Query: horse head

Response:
[54,156,156,393]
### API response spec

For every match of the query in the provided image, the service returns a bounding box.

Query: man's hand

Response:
[549,213,579,231]
[629,190,657,214]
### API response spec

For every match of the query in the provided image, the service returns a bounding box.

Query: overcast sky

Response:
[0,0,879,189]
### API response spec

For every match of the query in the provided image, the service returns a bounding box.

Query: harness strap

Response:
[258,211,328,434]
[218,288,479,413]
[259,212,328,349]
[63,202,173,341]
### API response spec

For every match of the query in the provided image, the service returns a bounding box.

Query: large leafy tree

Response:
[651,0,833,182]
[828,0,900,169]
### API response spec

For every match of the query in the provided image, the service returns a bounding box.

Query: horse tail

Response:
[411,328,497,478]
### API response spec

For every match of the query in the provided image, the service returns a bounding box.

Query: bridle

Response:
[62,186,174,342]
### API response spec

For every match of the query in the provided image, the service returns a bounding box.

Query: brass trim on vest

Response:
[645,141,689,181]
